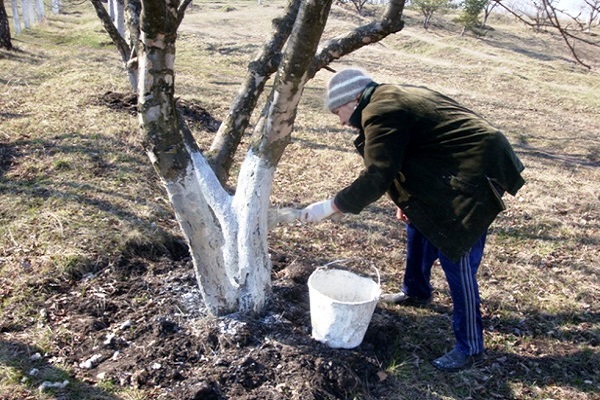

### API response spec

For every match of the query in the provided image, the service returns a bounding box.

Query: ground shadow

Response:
[0,340,119,399]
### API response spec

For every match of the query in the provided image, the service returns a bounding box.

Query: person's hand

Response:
[300,199,338,223]
[396,207,410,223]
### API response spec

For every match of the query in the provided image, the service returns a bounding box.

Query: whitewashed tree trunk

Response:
[108,0,115,20]
[11,0,20,34]
[114,0,125,39]
[34,0,45,23]
[21,0,34,28]
[114,0,404,315]
[51,0,60,14]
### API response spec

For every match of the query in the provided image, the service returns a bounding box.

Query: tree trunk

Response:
[10,0,19,35]
[100,0,405,316]
[138,0,335,316]
[108,0,115,19]
[115,0,125,39]
[207,0,302,185]
[22,0,34,29]
[34,0,44,23]
[0,0,12,50]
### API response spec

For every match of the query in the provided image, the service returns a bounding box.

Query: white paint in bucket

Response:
[308,267,381,349]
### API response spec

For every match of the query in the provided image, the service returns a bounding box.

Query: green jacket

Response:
[334,83,525,261]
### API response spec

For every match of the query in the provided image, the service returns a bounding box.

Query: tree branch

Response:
[176,0,193,28]
[309,0,405,75]
[492,0,597,69]
[206,0,302,184]
[89,0,131,64]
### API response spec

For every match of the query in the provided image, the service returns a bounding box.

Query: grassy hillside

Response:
[1,1,598,399]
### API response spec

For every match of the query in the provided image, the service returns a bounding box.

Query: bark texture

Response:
[207,0,302,184]
[0,0,12,50]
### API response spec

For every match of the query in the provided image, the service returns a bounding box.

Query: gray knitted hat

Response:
[326,68,374,112]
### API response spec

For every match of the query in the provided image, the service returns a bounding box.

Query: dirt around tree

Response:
[11,249,403,400]
[0,93,402,399]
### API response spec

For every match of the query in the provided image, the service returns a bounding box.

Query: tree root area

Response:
[19,254,403,400]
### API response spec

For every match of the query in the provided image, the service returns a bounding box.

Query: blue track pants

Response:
[402,223,486,356]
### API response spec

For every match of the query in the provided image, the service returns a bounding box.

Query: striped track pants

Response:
[402,223,486,356]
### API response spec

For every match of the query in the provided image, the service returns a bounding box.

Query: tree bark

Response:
[0,0,12,50]
[22,0,34,29]
[51,0,59,14]
[115,0,125,39]
[207,0,302,185]
[34,0,44,23]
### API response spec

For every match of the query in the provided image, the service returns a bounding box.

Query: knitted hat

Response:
[326,68,374,112]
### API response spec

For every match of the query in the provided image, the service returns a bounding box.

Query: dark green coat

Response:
[334,83,525,261]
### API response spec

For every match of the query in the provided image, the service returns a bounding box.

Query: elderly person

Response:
[301,68,525,371]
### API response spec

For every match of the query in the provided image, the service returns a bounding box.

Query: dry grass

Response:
[1,0,599,399]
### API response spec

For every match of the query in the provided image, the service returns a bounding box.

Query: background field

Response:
[1,1,599,399]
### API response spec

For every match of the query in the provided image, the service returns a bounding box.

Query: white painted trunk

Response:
[161,164,238,315]
[231,150,274,313]
[11,0,20,34]
[156,143,274,315]
[108,0,115,20]
[51,0,59,15]
[21,0,33,29]
[114,0,125,39]
[34,0,44,23]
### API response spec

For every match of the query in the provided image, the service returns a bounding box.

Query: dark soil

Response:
[14,248,403,400]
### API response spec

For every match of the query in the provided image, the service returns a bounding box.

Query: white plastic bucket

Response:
[308,267,381,349]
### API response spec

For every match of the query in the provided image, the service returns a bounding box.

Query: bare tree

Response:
[583,0,600,32]
[0,0,12,49]
[92,0,405,315]
[493,0,599,69]
[482,0,499,27]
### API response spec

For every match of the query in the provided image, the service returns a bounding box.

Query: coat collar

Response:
[348,81,378,129]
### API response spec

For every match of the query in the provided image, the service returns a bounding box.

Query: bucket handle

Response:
[320,259,380,286]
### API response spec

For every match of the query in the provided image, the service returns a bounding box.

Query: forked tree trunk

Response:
[138,0,334,316]
[100,0,406,316]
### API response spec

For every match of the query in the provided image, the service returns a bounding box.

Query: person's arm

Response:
[335,110,410,214]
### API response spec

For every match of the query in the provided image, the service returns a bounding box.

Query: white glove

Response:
[300,199,338,223]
